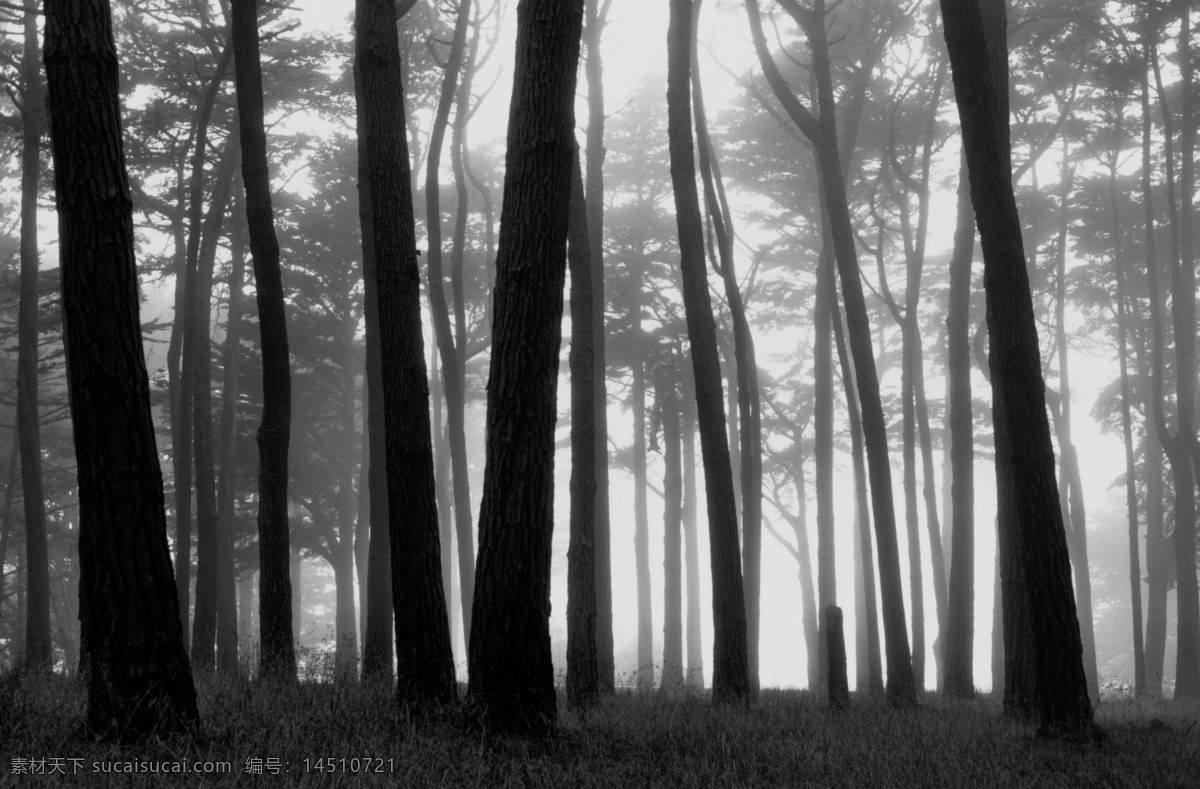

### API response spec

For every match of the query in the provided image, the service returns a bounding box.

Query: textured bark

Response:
[191,143,239,674]
[424,0,477,645]
[352,51,393,684]
[746,0,912,704]
[231,0,294,683]
[941,0,1094,733]
[669,0,748,705]
[583,0,615,693]
[465,0,582,733]
[44,0,199,737]
[566,144,598,709]
[18,1,50,674]
[943,152,976,698]
[681,371,704,690]
[215,177,245,675]
[356,0,456,706]
[659,361,685,693]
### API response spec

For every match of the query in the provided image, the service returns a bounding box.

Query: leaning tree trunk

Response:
[356,0,456,707]
[566,143,598,709]
[17,0,50,674]
[465,0,583,734]
[668,0,748,705]
[941,0,1095,734]
[231,0,295,683]
[44,0,199,738]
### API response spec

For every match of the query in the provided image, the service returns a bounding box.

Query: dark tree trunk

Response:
[191,143,239,675]
[584,0,615,695]
[353,53,393,684]
[215,176,245,675]
[465,0,582,734]
[668,0,748,705]
[940,0,1095,733]
[356,0,456,706]
[681,370,704,690]
[659,359,685,693]
[746,0,913,704]
[18,1,50,674]
[424,0,477,646]
[943,152,976,698]
[44,0,199,737]
[813,242,836,694]
[826,606,849,710]
[567,143,598,709]
[231,0,295,683]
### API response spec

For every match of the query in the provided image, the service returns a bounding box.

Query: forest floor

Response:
[1,670,1198,787]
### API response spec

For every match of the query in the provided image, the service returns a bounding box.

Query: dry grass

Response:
[1,670,1197,787]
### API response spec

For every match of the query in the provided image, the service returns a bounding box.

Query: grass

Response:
[1,671,1198,787]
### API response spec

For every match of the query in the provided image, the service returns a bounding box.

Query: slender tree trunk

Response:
[231,0,295,683]
[584,0,615,695]
[812,241,836,695]
[668,0,748,704]
[215,176,245,676]
[790,431,821,691]
[238,570,255,661]
[941,0,1095,733]
[0,443,18,638]
[334,306,361,681]
[682,368,704,690]
[567,143,598,709]
[356,0,457,707]
[632,339,654,692]
[465,0,583,733]
[18,1,50,674]
[191,143,239,674]
[659,359,685,693]
[44,0,199,737]
[943,151,976,698]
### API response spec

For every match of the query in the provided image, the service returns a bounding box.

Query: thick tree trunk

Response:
[231,0,295,683]
[44,0,199,737]
[669,0,748,705]
[941,0,1094,733]
[356,0,456,706]
[465,0,582,734]
[18,1,50,674]
[567,143,598,709]
[659,360,685,693]
[352,54,394,684]
[215,176,245,675]
[584,0,615,695]
[943,152,976,698]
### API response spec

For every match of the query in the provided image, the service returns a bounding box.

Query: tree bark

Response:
[18,0,50,674]
[669,0,748,705]
[940,0,1095,733]
[356,0,456,706]
[44,0,199,737]
[567,143,598,709]
[681,367,704,690]
[465,0,583,734]
[632,342,654,692]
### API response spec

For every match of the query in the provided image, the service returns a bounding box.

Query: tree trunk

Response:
[668,0,748,705]
[465,0,583,733]
[191,142,239,675]
[356,0,457,707]
[790,431,821,691]
[826,606,849,710]
[44,0,199,737]
[943,151,976,698]
[633,348,654,692]
[567,143,598,709]
[334,303,361,681]
[18,0,50,674]
[940,0,1095,733]
[238,570,255,659]
[353,50,393,684]
[681,368,704,690]
[424,0,477,647]
[215,174,245,676]
[813,242,836,695]
[584,0,615,696]
[659,359,685,693]
[231,0,295,683]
